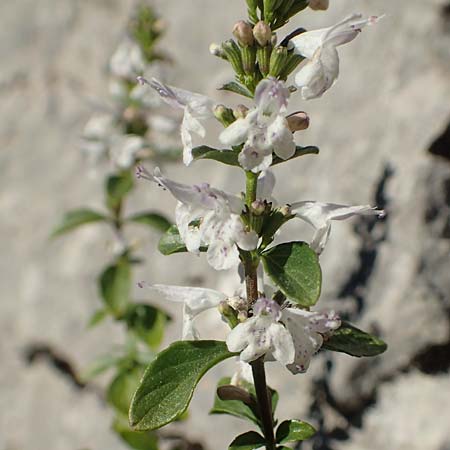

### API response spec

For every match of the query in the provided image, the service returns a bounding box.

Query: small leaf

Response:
[125,304,170,350]
[113,414,159,450]
[262,242,322,307]
[127,211,171,233]
[323,321,387,357]
[129,340,235,431]
[229,431,266,450]
[81,354,122,381]
[51,208,107,237]
[272,145,319,166]
[99,258,131,317]
[210,377,279,429]
[192,146,240,166]
[158,225,207,256]
[276,420,316,444]
[106,171,134,210]
[219,82,253,98]
[210,378,260,427]
[87,308,109,328]
[108,366,144,415]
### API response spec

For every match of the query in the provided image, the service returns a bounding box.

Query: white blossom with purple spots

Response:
[219,78,296,172]
[137,166,258,270]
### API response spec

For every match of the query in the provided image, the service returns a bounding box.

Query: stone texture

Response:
[1,1,450,450]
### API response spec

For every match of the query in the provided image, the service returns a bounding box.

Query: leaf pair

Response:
[192,144,319,168]
[229,418,316,449]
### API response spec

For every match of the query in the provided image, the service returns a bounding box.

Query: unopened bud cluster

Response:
[212,14,305,92]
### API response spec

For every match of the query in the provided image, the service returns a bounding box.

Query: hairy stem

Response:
[244,170,276,450]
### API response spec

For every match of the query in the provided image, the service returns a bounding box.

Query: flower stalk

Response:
[251,358,276,450]
[244,169,276,450]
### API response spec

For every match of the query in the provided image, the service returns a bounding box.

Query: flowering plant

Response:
[128,1,386,449]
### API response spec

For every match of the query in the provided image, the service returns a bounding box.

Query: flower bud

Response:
[222,39,245,76]
[251,199,266,216]
[279,204,292,217]
[232,21,254,46]
[287,111,310,132]
[253,21,272,47]
[309,0,329,10]
[269,46,288,78]
[233,104,249,119]
[217,385,253,405]
[219,301,239,328]
[214,104,236,127]
[209,42,227,60]
[237,311,248,322]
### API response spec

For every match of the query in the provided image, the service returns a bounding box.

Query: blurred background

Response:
[1,0,450,449]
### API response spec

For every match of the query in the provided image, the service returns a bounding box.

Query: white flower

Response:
[291,201,385,254]
[137,166,258,270]
[230,361,254,386]
[110,39,146,80]
[226,298,341,374]
[81,114,115,165]
[139,283,226,339]
[282,308,340,374]
[137,77,216,166]
[227,298,295,365]
[110,135,146,170]
[291,14,382,100]
[219,78,296,173]
[309,0,329,10]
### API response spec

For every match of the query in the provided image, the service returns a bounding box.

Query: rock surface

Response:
[1,1,450,450]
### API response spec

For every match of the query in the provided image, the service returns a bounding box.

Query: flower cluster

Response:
[80,6,181,171]
[135,11,384,375]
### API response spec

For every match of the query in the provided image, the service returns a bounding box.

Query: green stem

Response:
[244,169,276,450]
[251,358,276,450]
[245,170,258,207]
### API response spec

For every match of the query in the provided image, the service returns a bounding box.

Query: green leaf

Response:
[262,242,322,307]
[210,378,260,426]
[219,82,253,98]
[125,304,170,350]
[192,146,240,166]
[323,321,387,357]
[108,366,144,415]
[99,258,131,317]
[229,431,266,450]
[81,354,122,381]
[129,340,235,431]
[276,420,316,444]
[210,377,279,429]
[272,145,319,166]
[113,414,159,450]
[127,211,171,233]
[51,208,107,237]
[158,225,207,255]
[87,308,109,328]
[106,171,134,210]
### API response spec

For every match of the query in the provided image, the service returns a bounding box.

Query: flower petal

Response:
[257,170,276,200]
[268,322,295,366]
[291,201,384,253]
[219,112,255,146]
[206,239,241,270]
[139,283,226,340]
[267,115,296,160]
[238,144,273,173]
[295,46,339,100]
[149,78,215,117]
